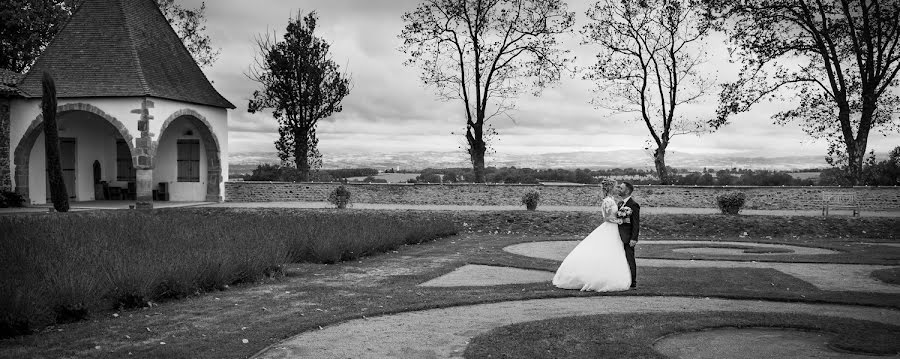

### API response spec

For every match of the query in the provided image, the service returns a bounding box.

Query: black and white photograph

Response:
[1,0,899,357]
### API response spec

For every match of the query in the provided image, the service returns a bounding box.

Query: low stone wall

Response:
[225,182,900,211]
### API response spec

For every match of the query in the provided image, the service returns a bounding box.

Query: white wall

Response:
[153,117,208,201]
[9,96,230,202]
[150,98,229,200]
[27,111,120,203]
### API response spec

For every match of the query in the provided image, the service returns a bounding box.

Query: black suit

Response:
[617,198,640,287]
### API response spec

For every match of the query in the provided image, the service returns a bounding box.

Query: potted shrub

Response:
[327,185,352,209]
[716,192,746,215]
[522,191,540,211]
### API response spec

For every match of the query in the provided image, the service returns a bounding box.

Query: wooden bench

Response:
[821,191,860,217]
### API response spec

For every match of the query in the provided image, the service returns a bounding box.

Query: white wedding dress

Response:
[552,196,631,292]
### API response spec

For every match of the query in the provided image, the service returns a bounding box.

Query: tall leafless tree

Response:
[707,0,900,185]
[583,0,714,184]
[400,0,575,182]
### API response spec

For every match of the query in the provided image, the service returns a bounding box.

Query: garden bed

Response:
[0,208,458,336]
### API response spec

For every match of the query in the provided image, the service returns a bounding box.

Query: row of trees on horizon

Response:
[3,0,898,187]
[242,145,900,186]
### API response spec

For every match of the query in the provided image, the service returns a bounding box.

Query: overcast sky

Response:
[187,0,899,159]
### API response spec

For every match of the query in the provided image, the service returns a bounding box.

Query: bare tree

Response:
[400,0,575,183]
[583,0,714,184]
[707,0,900,185]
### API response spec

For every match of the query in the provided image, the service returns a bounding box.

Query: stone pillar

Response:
[135,168,153,208]
[0,98,11,191]
[131,98,154,210]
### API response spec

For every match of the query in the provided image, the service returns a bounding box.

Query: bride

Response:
[552,179,631,292]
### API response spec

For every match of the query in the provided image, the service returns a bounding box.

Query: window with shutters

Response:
[116,140,135,181]
[177,139,201,182]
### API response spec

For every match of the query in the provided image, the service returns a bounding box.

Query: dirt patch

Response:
[653,328,875,359]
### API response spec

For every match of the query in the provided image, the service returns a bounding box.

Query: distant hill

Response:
[229,150,838,176]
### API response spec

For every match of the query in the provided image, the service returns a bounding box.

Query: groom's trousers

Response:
[619,225,637,287]
[623,244,636,286]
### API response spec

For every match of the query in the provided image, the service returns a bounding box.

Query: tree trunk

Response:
[653,145,669,185]
[41,72,69,212]
[847,89,876,186]
[838,102,869,186]
[467,124,486,183]
[294,129,310,182]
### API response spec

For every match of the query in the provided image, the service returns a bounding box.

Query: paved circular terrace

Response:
[254,240,900,358]
[506,240,841,257]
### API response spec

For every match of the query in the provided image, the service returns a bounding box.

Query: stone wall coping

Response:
[226,181,898,190]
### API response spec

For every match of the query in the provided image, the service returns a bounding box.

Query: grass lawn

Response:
[464,312,900,358]
[872,267,900,285]
[0,210,897,358]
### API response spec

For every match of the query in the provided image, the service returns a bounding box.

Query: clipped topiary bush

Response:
[522,191,540,211]
[328,185,352,209]
[716,192,747,215]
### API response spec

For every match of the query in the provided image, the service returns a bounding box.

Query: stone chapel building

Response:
[0,0,234,206]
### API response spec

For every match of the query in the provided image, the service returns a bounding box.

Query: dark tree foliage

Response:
[0,0,73,73]
[400,0,575,183]
[583,0,714,184]
[154,0,219,68]
[861,146,900,185]
[41,72,69,212]
[0,0,218,73]
[706,0,900,185]
[248,11,351,182]
[244,164,379,183]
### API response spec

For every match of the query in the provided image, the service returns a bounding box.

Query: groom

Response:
[616,182,640,289]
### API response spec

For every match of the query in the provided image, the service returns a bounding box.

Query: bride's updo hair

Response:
[600,179,617,197]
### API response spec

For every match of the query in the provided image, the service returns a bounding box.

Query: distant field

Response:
[347,173,420,183]
[788,172,821,180]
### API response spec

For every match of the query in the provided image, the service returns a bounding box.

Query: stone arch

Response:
[13,103,135,201]
[155,108,222,202]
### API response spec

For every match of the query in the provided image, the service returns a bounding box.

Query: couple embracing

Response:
[553,180,639,292]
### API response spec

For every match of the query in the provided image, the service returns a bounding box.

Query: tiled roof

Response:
[0,69,22,96]
[16,0,234,109]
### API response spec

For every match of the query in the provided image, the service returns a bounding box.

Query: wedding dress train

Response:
[552,196,631,292]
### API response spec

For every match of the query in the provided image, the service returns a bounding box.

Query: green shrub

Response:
[327,185,352,208]
[0,190,26,208]
[716,192,747,215]
[521,191,540,211]
[0,208,457,336]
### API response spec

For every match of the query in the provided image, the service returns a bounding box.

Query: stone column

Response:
[131,98,154,210]
[0,98,10,192]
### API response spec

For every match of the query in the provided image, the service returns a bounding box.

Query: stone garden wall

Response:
[225,182,900,211]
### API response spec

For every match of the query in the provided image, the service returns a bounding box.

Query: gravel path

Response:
[252,296,900,359]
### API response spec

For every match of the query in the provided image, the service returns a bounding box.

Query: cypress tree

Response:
[42,72,69,212]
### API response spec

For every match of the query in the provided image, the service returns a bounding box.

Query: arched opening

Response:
[13,103,135,204]
[154,109,222,202]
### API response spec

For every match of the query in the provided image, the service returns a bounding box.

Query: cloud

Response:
[185,0,899,160]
